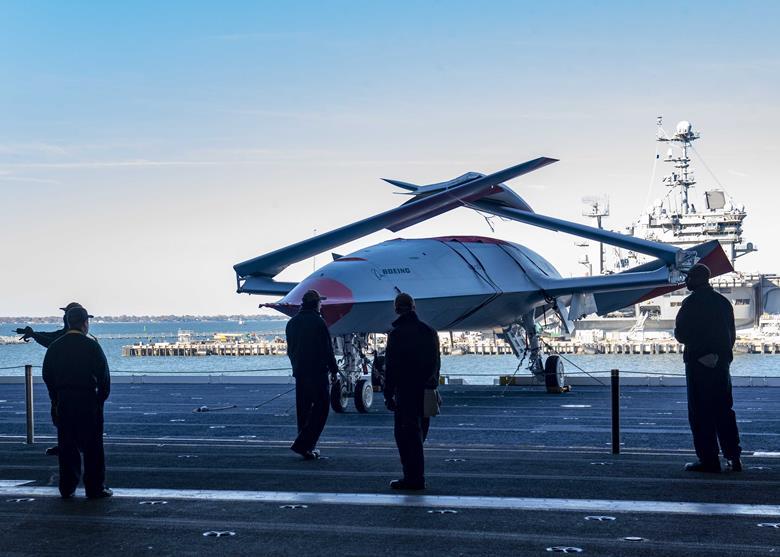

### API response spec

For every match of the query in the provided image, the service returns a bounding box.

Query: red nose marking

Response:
[270,277,354,327]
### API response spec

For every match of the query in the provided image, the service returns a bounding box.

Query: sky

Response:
[1,0,778,316]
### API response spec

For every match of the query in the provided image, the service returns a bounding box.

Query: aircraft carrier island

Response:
[1,377,778,556]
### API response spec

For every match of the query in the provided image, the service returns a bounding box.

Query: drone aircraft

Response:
[233,157,732,411]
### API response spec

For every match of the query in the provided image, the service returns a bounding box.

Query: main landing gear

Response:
[330,334,375,413]
[501,315,568,394]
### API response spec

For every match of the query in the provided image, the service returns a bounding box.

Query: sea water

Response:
[1,320,778,384]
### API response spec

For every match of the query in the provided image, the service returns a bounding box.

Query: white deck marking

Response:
[1,486,779,517]
[0,480,35,487]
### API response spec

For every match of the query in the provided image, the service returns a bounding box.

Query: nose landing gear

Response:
[330,334,375,413]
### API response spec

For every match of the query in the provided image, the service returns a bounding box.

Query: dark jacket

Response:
[42,330,110,409]
[23,315,68,347]
[384,311,440,414]
[285,308,339,380]
[674,285,736,364]
[29,328,67,348]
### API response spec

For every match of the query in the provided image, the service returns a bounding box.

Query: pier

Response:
[122,338,516,357]
[122,336,780,357]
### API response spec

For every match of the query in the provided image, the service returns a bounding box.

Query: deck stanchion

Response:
[611,368,619,454]
[25,364,34,444]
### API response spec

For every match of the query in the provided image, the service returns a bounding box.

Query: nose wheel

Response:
[354,379,373,413]
[330,375,374,413]
[330,379,349,413]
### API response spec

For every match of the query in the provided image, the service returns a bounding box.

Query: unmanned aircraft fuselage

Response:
[268,236,560,334]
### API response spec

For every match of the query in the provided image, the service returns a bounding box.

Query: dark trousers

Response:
[686,362,742,464]
[292,377,329,452]
[56,403,106,497]
[393,409,430,485]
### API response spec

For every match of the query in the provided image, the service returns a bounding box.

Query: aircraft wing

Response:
[475,202,685,266]
[234,157,557,295]
[464,190,738,320]
[537,240,733,320]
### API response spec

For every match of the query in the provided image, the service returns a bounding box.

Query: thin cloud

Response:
[0,174,61,184]
[220,107,413,126]
[208,32,311,41]
[0,142,69,156]
[0,160,225,169]
[728,169,750,178]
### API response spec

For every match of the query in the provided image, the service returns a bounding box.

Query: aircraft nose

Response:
[279,277,354,327]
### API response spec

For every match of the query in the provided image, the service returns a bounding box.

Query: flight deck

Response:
[0,382,778,556]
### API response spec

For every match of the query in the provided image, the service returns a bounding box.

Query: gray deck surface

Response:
[0,382,778,556]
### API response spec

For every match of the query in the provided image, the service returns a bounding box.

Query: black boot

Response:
[684,460,721,473]
[726,458,742,472]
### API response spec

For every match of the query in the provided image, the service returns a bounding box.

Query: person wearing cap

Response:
[15,302,86,348]
[15,302,87,456]
[42,306,112,499]
[384,292,440,490]
[674,263,742,473]
[285,289,339,460]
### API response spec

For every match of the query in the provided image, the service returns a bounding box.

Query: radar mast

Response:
[657,116,699,216]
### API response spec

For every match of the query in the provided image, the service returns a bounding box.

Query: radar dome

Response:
[676,121,692,135]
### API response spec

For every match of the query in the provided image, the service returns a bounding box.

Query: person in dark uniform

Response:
[384,293,440,490]
[285,290,339,460]
[42,306,112,498]
[16,301,87,456]
[674,263,742,473]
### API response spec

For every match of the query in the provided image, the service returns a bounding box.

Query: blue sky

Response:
[1,1,778,315]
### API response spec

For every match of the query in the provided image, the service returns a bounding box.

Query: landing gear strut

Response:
[330,334,374,413]
[501,313,567,393]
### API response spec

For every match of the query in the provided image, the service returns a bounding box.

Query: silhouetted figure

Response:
[16,302,87,456]
[286,290,339,460]
[384,293,440,490]
[42,306,112,498]
[674,264,741,473]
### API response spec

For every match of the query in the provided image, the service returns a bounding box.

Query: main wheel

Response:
[544,355,565,393]
[354,379,373,413]
[330,379,349,413]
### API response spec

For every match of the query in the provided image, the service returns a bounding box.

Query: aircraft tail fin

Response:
[384,167,539,233]
[382,178,420,192]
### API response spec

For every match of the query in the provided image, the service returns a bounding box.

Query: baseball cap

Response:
[301,290,327,304]
[685,264,711,289]
[394,292,415,310]
[59,302,93,317]
[65,306,92,327]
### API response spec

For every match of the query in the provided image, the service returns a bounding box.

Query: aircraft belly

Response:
[328,292,543,334]
[326,295,493,335]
